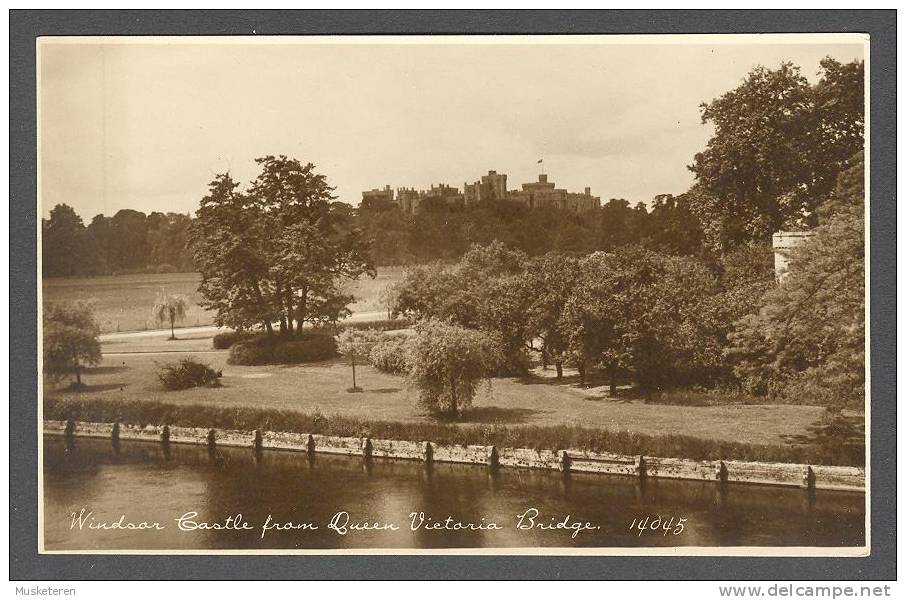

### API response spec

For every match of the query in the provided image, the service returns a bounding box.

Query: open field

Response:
[42,330,839,450]
[342,265,406,315]
[42,267,407,333]
[42,272,211,333]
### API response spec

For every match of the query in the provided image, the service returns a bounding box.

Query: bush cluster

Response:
[212,330,254,350]
[307,318,410,336]
[369,334,410,374]
[272,336,338,364]
[155,357,221,390]
[227,339,271,365]
[227,333,337,366]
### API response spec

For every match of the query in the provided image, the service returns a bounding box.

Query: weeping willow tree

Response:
[151,292,189,340]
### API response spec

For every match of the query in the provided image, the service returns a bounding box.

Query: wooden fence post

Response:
[487,445,499,469]
[803,466,816,491]
[636,455,647,480]
[559,450,571,473]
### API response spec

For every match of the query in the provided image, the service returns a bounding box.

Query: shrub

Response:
[369,335,410,374]
[307,318,411,336]
[227,334,337,365]
[272,334,337,364]
[227,336,273,365]
[43,301,101,386]
[156,357,221,390]
[407,319,501,418]
[213,330,254,350]
[151,263,178,274]
[347,318,410,332]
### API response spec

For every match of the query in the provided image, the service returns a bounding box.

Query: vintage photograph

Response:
[38,34,868,554]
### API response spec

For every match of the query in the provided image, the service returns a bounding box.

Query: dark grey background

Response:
[9,10,896,581]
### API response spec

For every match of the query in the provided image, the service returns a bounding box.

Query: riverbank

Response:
[43,396,861,467]
[43,418,865,491]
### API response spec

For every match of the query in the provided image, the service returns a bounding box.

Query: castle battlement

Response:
[364,170,600,214]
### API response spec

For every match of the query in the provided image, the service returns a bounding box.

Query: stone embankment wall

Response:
[44,420,864,492]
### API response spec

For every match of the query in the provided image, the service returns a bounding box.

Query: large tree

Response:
[689,58,864,252]
[189,173,276,333]
[562,247,722,392]
[109,209,150,271]
[523,252,581,378]
[42,204,89,277]
[147,212,195,270]
[189,156,374,336]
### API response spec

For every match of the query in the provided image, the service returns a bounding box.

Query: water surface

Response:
[43,437,865,551]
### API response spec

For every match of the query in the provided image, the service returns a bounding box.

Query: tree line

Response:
[42,190,703,276]
[42,207,194,277]
[388,152,864,410]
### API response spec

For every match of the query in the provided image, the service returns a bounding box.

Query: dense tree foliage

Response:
[42,204,89,277]
[42,206,194,277]
[356,195,705,266]
[393,240,776,393]
[188,156,374,336]
[522,253,582,378]
[391,242,533,374]
[562,248,732,392]
[406,319,500,418]
[727,154,865,409]
[42,301,102,386]
[688,58,864,252]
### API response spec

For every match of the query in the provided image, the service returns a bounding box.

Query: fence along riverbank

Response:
[44,420,864,492]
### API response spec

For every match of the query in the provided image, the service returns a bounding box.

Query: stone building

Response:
[367,169,600,215]
[772,231,815,281]
[422,183,464,206]
[396,187,422,214]
[463,170,508,205]
[361,185,394,206]
[508,174,601,213]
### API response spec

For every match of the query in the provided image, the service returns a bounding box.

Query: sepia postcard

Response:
[34,32,870,558]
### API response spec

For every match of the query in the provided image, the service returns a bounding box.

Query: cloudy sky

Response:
[39,35,865,219]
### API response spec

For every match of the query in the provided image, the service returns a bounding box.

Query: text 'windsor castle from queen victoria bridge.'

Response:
[362,169,602,215]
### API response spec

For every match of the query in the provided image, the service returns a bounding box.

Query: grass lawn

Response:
[42,267,407,334]
[42,272,211,333]
[342,265,406,314]
[44,332,834,449]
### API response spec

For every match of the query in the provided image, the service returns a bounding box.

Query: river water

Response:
[42,437,865,551]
